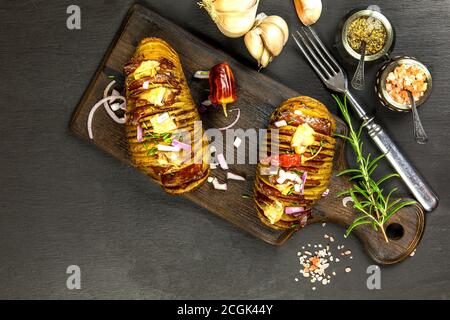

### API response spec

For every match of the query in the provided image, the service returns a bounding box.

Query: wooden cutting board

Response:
[70,4,424,264]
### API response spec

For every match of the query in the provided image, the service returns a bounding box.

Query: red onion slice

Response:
[137,124,143,142]
[172,139,191,151]
[157,145,181,152]
[300,171,308,194]
[342,196,354,208]
[285,207,305,215]
[216,153,229,170]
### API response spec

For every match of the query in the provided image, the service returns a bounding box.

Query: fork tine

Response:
[305,26,343,73]
[295,29,332,79]
[300,26,336,75]
[291,32,327,82]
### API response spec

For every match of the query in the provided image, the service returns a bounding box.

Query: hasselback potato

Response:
[254,96,336,230]
[124,38,210,194]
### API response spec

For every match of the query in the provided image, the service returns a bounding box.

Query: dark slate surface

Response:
[0,0,449,299]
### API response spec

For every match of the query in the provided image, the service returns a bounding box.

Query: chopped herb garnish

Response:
[142,142,157,156]
[287,186,295,195]
[145,132,158,140]
[108,75,115,79]
[147,147,158,156]
[290,224,299,229]
[145,132,172,144]
[293,170,304,176]
[309,147,318,156]
[320,140,327,148]
[242,195,251,199]
[160,132,172,144]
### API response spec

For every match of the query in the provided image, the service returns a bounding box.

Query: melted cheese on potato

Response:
[150,112,177,133]
[134,60,160,79]
[291,123,316,155]
[264,200,284,224]
[140,87,169,107]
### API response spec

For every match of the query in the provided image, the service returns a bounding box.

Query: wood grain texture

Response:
[1,0,449,299]
[70,4,424,264]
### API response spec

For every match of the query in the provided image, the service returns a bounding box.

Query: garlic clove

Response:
[260,15,289,45]
[214,0,258,12]
[199,0,260,38]
[259,21,285,56]
[259,48,272,68]
[216,11,258,38]
[244,27,264,61]
[254,12,268,26]
[294,0,322,26]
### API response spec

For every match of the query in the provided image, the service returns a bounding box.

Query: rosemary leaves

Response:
[333,94,416,242]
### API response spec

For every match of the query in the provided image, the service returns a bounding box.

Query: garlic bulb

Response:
[199,0,260,38]
[244,13,289,68]
[293,0,322,26]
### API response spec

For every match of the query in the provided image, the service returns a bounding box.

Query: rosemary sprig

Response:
[333,94,416,242]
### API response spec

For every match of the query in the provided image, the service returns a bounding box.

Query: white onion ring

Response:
[102,81,127,124]
[87,96,126,139]
[218,108,240,131]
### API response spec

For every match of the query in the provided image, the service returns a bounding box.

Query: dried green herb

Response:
[347,16,387,55]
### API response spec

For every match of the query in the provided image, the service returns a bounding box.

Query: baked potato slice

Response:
[254,96,336,230]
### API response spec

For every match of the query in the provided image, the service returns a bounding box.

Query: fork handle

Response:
[364,119,438,211]
[344,91,438,211]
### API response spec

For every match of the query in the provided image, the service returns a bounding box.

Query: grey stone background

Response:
[0,0,449,299]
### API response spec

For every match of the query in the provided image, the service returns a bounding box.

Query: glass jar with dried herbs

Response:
[347,16,387,55]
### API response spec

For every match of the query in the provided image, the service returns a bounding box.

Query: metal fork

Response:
[292,26,438,212]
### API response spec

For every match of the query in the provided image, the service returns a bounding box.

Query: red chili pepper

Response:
[208,62,237,117]
[277,154,302,168]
